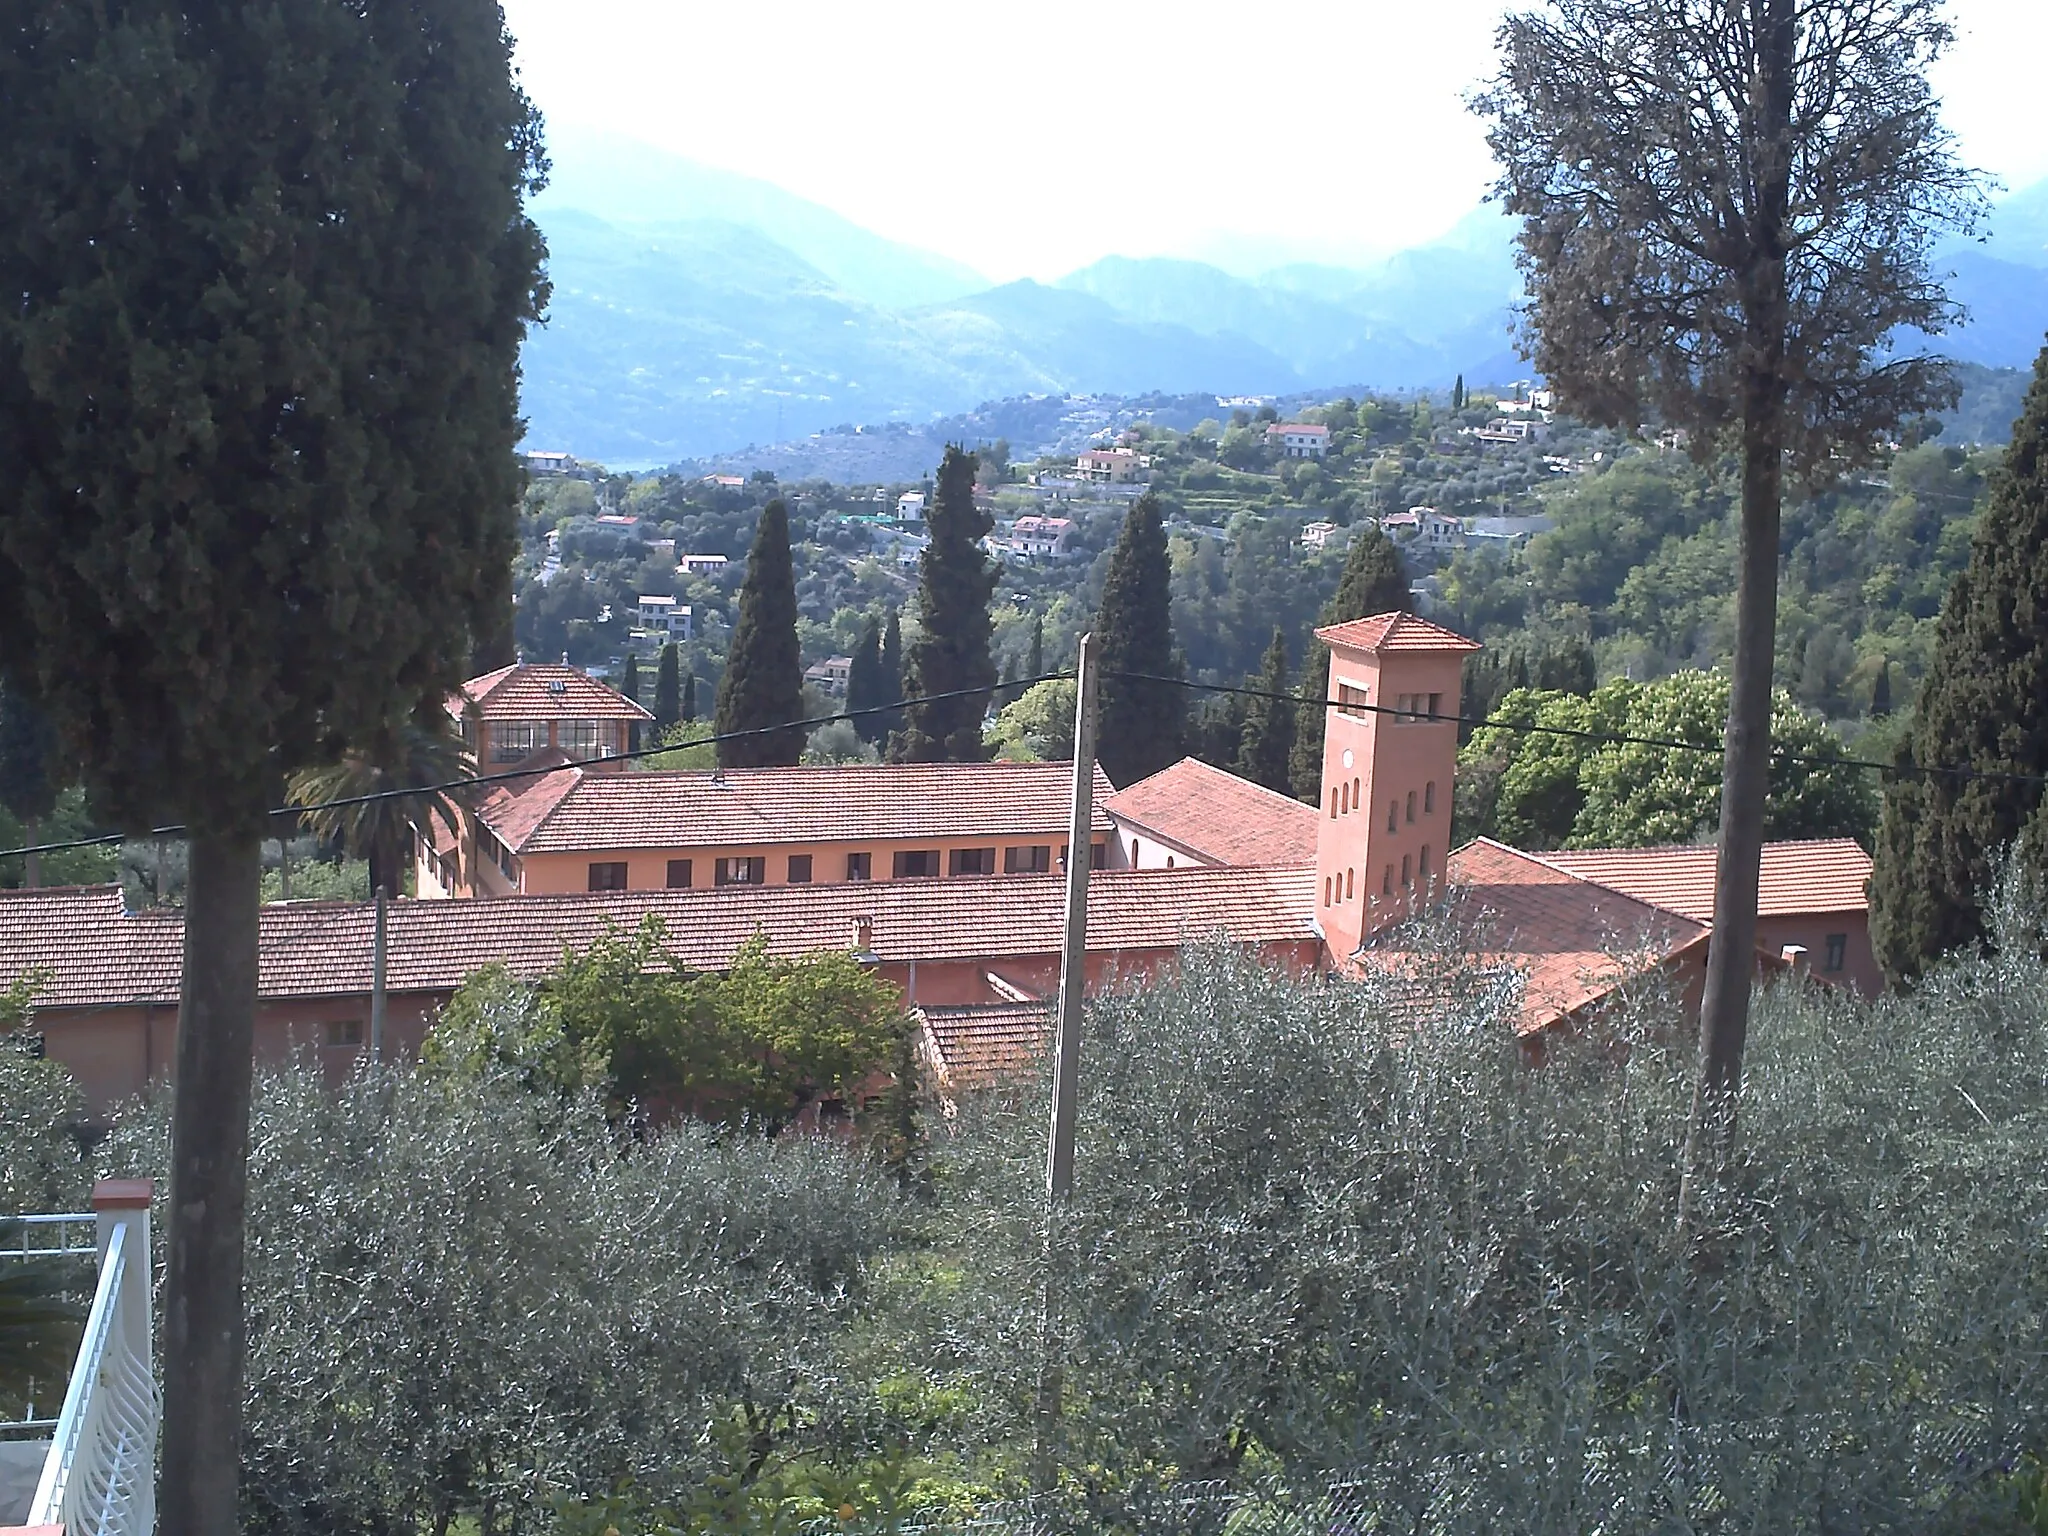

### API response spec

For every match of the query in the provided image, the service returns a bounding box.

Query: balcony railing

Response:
[2,1181,157,1536]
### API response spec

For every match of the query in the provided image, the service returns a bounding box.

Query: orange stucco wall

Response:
[1759,913,1881,998]
[504,836,1113,897]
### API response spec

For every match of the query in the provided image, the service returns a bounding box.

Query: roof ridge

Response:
[1468,838,1707,926]
[506,763,586,854]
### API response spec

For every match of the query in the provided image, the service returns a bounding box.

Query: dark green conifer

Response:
[1094,493,1184,788]
[1453,374,1467,411]
[1027,613,1045,680]
[1235,629,1295,794]
[1191,690,1249,771]
[0,684,59,888]
[681,670,698,724]
[620,652,640,704]
[890,448,997,763]
[1873,346,2048,979]
[846,616,887,744]
[1290,524,1410,799]
[653,644,681,736]
[715,500,805,767]
[1870,658,1892,718]
[880,607,905,738]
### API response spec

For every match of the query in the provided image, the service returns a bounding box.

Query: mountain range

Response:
[520,127,2048,466]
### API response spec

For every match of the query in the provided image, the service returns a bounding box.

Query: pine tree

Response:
[880,607,905,738]
[1290,524,1410,799]
[846,616,887,744]
[1872,345,2048,979]
[715,500,806,767]
[1094,493,1184,787]
[1235,630,1296,794]
[653,644,682,736]
[890,447,997,763]
[0,0,543,1519]
[0,684,58,888]
[681,670,698,724]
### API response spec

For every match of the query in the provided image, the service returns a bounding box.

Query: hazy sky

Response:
[498,0,2048,283]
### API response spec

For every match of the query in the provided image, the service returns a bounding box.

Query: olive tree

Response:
[1475,0,1981,1140]
[0,0,546,1522]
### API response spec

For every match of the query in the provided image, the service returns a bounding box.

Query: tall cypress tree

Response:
[1872,345,2048,979]
[1235,629,1296,794]
[890,447,997,763]
[0,683,58,888]
[1870,658,1892,718]
[1290,524,1410,799]
[681,669,698,724]
[0,0,543,1520]
[1028,613,1045,678]
[653,643,682,736]
[620,652,641,704]
[715,499,805,767]
[846,615,887,744]
[1094,493,1184,787]
[880,607,905,738]
[1453,374,1467,411]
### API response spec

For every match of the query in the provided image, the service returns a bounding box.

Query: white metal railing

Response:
[11,1181,158,1536]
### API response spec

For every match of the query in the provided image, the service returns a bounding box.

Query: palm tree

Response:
[0,1222,82,1412]
[285,710,475,899]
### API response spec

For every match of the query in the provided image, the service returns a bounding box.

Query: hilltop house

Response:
[1075,448,1146,484]
[804,656,854,696]
[451,662,652,768]
[1009,515,1078,559]
[635,595,692,640]
[1266,423,1330,459]
[896,491,927,521]
[677,553,731,577]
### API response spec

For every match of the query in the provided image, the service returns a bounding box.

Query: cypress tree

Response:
[846,616,886,744]
[1094,493,1185,787]
[620,652,641,704]
[1872,345,2048,979]
[890,447,997,763]
[1192,690,1249,771]
[1290,524,1410,799]
[681,669,698,724]
[653,644,682,736]
[1453,374,1467,411]
[0,684,58,888]
[0,0,543,1520]
[1235,629,1296,794]
[1027,613,1045,679]
[1870,658,1892,718]
[715,499,806,767]
[880,607,905,738]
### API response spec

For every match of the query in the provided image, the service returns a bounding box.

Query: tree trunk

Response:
[160,829,261,1536]
[1687,0,1795,1180]
[22,815,39,889]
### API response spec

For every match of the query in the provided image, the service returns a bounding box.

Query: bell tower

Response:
[1312,613,1480,962]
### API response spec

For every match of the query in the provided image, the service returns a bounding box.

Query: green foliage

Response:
[845,616,888,745]
[0,1219,83,1412]
[1874,344,2048,980]
[621,651,643,706]
[891,449,997,764]
[284,712,471,898]
[0,786,118,891]
[717,500,807,768]
[682,668,699,723]
[0,1002,90,1215]
[987,679,1076,763]
[426,919,904,1127]
[1094,493,1185,788]
[654,643,683,736]
[0,683,57,836]
[1233,630,1294,794]
[1457,670,1877,850]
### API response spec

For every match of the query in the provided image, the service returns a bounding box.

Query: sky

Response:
[497,0,2048,284]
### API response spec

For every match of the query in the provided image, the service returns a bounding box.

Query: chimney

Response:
[851,916,879,964]
[1780,943,1809,978]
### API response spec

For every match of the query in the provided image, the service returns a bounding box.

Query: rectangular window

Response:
[1005,844,1052,874]
[324,1018,364,1049]
[1427,692,1443,719]
[1383,865,1393,896]
[846,851,873,881]
[1824,933,1847,973]
[487,722,542,763]
[666,858,693,889]
[587,861,628,892]
[1401,854,1413,888]
[950,847,995,876]
[716,856,766,886]
[1406,791,1416,823]
[893,850,940,878]
[1090,841,1109,870]
[558,721,605,759]
[1424,780,1437,814]
[1337,683,1371,718]
[788,854,813,883]
[1387,802,1398,833]
[1420,845,1432,883]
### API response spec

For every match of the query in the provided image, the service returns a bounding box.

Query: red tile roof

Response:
[1542,840,1872,920]
[1266,422,1330,436]
[1315,613,1483,655]
[1103,757,1319,868]
[1357,839,1710,1035]
[496,761,1117,856]
[451,664,653,724]
[917,1002,1050,1091]
[0,866,1320,1012]
[474,754,582,852]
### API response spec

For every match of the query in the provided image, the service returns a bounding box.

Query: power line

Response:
[0,673,1079,863]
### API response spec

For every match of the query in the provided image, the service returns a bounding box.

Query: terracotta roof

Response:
[451,664,653,723]
[0,866,1320,1013]
[1104,757,1319,868]
[1357,839,1709,1035]
[497,761,1117,856]
[1315,613,1483,655]
[1542,840,1872,920]
[474,754,582,851]
[1267,422,1330,435]
[917,1002,1050,1091]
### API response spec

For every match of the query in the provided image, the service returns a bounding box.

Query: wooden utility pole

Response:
[369,885,388,1060]
[1035,630,1099,1488]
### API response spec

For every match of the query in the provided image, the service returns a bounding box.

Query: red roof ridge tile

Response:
[1315,612,1483,654]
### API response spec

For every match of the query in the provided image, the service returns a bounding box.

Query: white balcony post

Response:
[91,1181,152,1376]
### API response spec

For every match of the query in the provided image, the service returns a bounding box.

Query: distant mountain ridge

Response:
[519,132,2048,465]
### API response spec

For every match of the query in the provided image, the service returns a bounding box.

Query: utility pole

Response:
[1035,630,1100,1489]
[369,885,388,1061]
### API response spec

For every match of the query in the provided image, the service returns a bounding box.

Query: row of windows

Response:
[486,721,618,764]
[1330,685,1445,724]
[588,843,1101,893]
[1331,778,1438,822]
[1322,846,1436,908]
